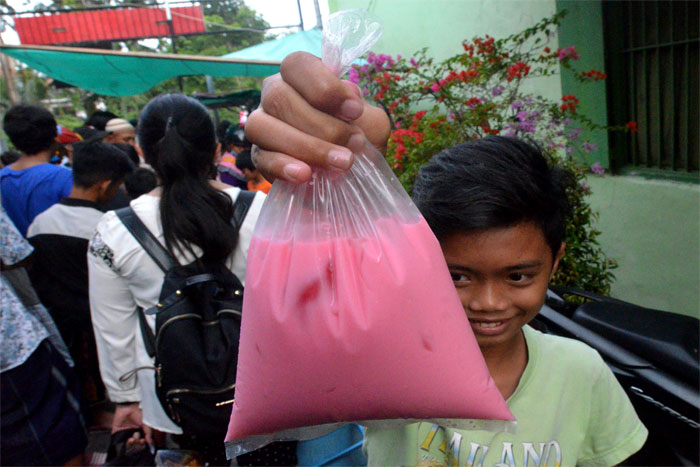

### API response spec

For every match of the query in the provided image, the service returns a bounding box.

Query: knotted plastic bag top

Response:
[225,9,515,458]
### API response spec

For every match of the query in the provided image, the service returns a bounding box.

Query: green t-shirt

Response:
[364,325,648,466]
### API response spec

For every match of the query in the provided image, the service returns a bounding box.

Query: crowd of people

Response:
[2,50,648,467]
[0,98,271,466]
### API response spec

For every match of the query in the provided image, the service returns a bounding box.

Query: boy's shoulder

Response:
[524,325,607,376]
[1,162,70,179]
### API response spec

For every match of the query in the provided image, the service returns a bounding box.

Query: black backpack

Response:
[115,190,255,442]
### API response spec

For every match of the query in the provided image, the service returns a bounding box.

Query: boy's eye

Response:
[450,272,470,283]
[508,272,531,283]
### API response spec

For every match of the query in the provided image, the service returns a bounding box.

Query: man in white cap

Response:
[105,118,136,146]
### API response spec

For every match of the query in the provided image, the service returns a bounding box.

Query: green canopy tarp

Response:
[0,44,281,96]
[192,89,261,109]
[222,28,321,61]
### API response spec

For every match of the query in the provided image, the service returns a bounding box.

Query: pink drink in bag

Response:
[225,9,515,457]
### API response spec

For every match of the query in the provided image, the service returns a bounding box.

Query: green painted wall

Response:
[555,0,609,168]
[586,176,700,317]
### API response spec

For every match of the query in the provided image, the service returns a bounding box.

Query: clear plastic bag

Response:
[225,9,515,458]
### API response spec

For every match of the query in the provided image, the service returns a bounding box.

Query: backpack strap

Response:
[137,306,157,358]
[232,190,256,231]
[115,207,176,273]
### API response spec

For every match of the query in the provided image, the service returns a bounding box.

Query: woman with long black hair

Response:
[87,94,266,458]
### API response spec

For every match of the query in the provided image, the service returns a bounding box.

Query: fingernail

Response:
[339,99,363,120]
[347,133,366,154]
[328,148,353,170]
[283,163,304,181]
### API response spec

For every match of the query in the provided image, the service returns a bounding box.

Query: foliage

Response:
[350,11,631,295]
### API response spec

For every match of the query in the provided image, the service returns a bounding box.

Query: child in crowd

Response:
[124,167,158,200]
[235,149,272,194]
[1,105,73,236]
[217,126,250,189]
[27,141,134,412]
[244,51,648,466]
[0,150,20,168]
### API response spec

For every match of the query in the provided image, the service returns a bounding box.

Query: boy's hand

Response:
[246,51,391,183]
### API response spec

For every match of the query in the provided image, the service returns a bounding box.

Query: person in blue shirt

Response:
[0,105,73,236]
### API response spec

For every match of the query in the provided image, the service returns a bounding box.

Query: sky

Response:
[1,0,330,44]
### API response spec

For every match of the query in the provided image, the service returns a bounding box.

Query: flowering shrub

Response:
[351,11,629,295]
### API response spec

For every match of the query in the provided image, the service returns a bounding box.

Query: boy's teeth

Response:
[475,321,503,328]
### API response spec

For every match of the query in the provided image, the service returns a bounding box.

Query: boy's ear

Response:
[97,179,112,196]
[550,243,566,279]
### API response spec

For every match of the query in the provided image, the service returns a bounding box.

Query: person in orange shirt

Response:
[235,149,272,194]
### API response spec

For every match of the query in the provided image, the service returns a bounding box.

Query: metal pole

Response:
[295,0,304,30]
[165,1,184,92]
[313,0,322,29]
[205,75,220,127]
[0,33,20,105]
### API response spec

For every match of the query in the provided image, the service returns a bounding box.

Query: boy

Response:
[365,136,647,466]
[245,52,647,466]
[1,105,73,236]
[27,141,134,407]
[235,149,272,194]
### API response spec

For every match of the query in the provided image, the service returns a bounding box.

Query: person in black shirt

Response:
[27,141,134,413]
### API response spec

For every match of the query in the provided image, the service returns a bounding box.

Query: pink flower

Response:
[430,82,441,92]
[590,161,605,174]
[558,45,579,61]
[583,141,598,153]
[410,58,418,67]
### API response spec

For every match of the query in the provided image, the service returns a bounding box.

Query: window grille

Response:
[603,1,698,176]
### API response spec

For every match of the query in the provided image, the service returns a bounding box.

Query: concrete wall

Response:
[586,176,699,317]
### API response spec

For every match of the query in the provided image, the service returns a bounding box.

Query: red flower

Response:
[626,121,638,133]
[581,69,607,81]
[560,94,579,112]
[413,110,427,121]
[507,61,531,81]
[466,97,481,108]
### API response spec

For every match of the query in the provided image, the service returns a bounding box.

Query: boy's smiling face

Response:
[441,222,564,353]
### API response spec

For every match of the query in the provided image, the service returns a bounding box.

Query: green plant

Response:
[350,11,630,295]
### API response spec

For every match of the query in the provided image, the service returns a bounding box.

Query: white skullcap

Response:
[105,118,135,134]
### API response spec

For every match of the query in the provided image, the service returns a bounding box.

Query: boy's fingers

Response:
[246,109,358,174]
[143,425,154,447]
[280,52,364,121]
[252,146,311,184]
[356,102,392,153]
[259,75,361,148]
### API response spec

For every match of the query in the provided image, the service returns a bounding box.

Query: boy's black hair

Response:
[1,150,21,166]
[412,136,574,256]
[86,110,119,131]
[124,167,158,199]
[72,140,135,188]
[3,105,58,155]
[112,142,140,166]
[234,149,255,171]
